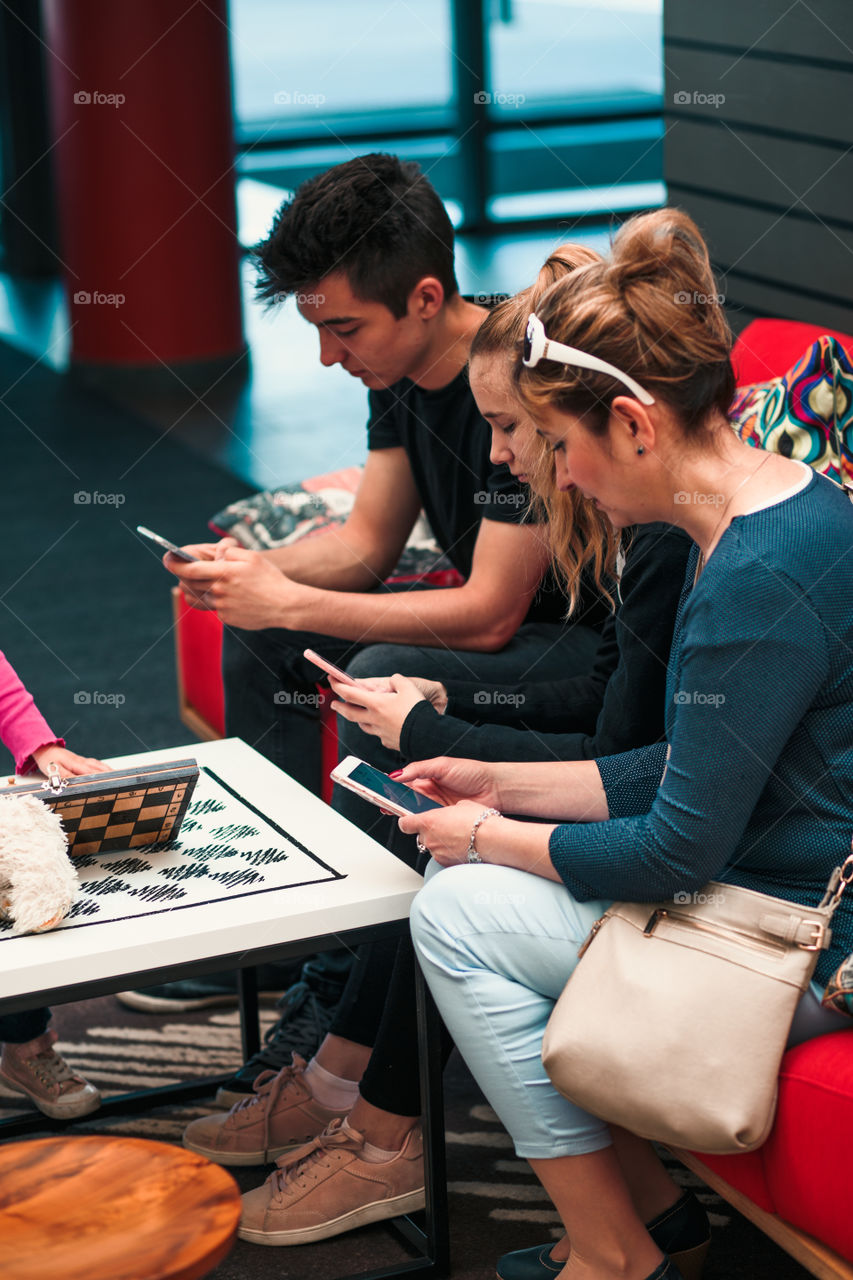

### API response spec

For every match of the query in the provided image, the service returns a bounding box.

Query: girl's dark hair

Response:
[254,153,458,318]
[515,208,735,437]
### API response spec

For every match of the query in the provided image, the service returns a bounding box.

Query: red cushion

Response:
[733,319,853,386]
[761,1032,853,1262]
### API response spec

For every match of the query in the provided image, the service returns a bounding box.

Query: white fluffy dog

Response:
[0,794,78,935]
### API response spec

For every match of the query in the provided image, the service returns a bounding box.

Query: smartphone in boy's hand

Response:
[137,526,199,562]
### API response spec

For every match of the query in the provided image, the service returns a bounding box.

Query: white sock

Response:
[341,1116,402,1164]
[303,1057,360,1111]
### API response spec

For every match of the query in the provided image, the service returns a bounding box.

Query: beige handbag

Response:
[541,849,853,1155]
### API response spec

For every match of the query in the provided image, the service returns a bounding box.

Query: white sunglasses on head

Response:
[522,313,655,406]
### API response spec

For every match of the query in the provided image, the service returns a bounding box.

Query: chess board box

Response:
[5,759,198,856]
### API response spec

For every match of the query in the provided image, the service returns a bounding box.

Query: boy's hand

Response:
[168,546,306,629]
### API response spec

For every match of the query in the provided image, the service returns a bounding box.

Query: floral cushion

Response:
[729,336,853,486]
[210,465,457,581]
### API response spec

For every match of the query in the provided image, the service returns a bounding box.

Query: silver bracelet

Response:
[465,807,501,863]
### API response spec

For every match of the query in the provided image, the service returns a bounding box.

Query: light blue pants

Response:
[410,861,849,1161]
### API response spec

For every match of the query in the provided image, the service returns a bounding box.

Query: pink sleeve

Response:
[0,650,64,774]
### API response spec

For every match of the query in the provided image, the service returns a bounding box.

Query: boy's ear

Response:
[408,276,445,320]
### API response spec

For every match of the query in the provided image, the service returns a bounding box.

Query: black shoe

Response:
[647,1261,686,1280]
[215,980,339,1107]
[495,1250,686,1280]
[496,1191,709,1280]
[115,962,302,1013]
[645,1191,711,1280]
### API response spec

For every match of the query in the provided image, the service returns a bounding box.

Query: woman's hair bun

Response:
[516,207,735,436]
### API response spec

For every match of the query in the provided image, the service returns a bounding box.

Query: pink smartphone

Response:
[303,648,357,685]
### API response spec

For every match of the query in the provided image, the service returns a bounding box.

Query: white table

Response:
[0,738,449,1279]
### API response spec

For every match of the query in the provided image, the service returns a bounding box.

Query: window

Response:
[229,0,664,232]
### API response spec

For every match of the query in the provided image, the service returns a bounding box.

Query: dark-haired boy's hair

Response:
[254,153,459,318]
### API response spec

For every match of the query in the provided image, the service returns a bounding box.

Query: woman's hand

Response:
[329,673,430,752]
[398,798,489,866]
[393,756,504,809]
[31,745,110,778]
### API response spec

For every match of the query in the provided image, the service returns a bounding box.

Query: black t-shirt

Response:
[367,371,587,628]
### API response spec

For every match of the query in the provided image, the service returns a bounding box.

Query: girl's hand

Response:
[393,757,504,809]
[398,798,488,866]
[406,678,448,714]
[329,673,427,752]
[31,745,110,778]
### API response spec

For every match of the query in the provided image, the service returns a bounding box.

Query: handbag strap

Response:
[818,845,853,914]
[762,848,853,951]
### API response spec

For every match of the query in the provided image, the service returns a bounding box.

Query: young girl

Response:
[402,209,853,1280]
[0,650,107,1118]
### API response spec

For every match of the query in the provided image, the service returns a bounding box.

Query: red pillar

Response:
[42,0,245,375]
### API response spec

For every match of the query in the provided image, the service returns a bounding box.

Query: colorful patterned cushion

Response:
[729,336,853,486]
[209,466,456,580]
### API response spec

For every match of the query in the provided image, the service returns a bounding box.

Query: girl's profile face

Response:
[469,353,542,483]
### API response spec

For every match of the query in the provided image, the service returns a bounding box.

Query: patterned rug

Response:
[0,995,811,1279]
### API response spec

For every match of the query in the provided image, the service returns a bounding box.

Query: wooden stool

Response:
[0,1135,242,1280]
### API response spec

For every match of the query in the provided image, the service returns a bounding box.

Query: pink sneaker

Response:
[0,1030,100,1119]
[239,1118,425,1246]
[182,1054,350,1166]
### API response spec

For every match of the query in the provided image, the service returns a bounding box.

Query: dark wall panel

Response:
[664,47,852,142]
[666,1,853,63]
[663,1,853,332]
[667,186,853,301]
[720,276,853,339]
[666,121,853,229]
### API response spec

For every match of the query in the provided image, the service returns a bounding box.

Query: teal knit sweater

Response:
[549,471,853,986]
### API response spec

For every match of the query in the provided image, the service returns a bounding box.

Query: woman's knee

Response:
[411,863,533,958]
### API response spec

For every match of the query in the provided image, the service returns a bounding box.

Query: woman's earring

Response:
[636,445,645,455]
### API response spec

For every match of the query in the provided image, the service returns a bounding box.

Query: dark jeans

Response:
[0,1008,50,1044]
[330,844,444,1117]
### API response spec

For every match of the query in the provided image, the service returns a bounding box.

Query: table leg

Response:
[237,966,261,1060]
[416,957,450,1276]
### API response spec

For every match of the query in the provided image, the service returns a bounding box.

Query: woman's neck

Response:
[658,433,803,558]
